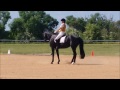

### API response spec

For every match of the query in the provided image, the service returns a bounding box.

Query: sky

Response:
[5,11,120,30]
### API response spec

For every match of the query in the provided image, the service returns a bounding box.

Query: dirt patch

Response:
[0,54,119,79]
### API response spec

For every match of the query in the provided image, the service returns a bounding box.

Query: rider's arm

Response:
[54,23,64,33]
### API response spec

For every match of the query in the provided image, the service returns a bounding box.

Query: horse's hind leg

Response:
[51,48,54,64]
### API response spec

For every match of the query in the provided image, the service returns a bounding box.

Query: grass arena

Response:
[0,43,120,79]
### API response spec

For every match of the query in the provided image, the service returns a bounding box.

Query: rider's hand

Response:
[54,30,57,33]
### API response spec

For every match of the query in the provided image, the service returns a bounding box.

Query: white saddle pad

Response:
[60,36,66,43]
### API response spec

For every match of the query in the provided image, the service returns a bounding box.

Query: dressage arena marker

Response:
[91,51,94,56]
[8,49,11,55]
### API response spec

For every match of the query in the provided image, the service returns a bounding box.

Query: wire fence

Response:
[0,39,120,44]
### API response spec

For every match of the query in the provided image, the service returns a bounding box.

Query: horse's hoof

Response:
[71,62,74,65]
[51,62,53,64]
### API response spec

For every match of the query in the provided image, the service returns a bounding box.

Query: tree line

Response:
[0,11,120,40]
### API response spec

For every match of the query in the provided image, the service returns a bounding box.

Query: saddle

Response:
[55,33,66,44]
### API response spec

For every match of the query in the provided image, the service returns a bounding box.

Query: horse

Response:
[43,31,85,64]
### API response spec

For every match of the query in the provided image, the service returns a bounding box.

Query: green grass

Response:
[0,43,119,56]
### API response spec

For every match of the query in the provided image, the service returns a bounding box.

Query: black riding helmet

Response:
[61,18,66,23]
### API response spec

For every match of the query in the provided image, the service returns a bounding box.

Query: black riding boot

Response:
[56,39,59,48]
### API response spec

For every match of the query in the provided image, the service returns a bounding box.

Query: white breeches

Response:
[55,32,65,40]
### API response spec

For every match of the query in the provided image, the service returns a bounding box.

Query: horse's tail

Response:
[79,37,85,59]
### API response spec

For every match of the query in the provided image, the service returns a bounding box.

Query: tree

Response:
[24,13,58,39]
[115,20,120,28]
[0,11,11,39]
[66,27,79,37]
[9,11,59,40]
[19,11,58,39]
[101,28,109,40]
[115,20,120,40]
[66,15,76,27]
[66,15,86,32]
[86,13,117,40]
[87,13,111,30]
[9,18,25,40]
[76,17,86,32]
[109,20,120,40]
[83,23,101,40]
[101,20,120,40]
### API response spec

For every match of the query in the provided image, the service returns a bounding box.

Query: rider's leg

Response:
[54,32,65,43]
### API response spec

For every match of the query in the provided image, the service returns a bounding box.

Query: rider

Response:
[54,18,66,43]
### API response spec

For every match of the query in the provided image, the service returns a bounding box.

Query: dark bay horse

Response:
[43,32,85,64]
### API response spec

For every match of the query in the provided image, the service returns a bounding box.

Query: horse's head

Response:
[43,31,52,41]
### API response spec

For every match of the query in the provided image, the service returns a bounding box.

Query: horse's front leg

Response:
[51,48,54,64]
[71,57,74,64]
[56,48,60,64]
